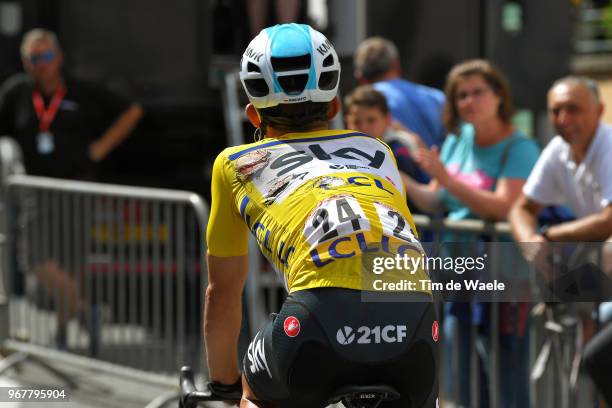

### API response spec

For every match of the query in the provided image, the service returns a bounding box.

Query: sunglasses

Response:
[29,50,56,65]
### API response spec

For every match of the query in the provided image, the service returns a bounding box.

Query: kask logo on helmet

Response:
[316,38,332,56]
[244,46,263,62]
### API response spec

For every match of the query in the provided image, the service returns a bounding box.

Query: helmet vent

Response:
[322,54,334,67]
[318,71,339,91]
[247,62,261,73]
[278,74,309,95]
[244,78,269,97]
[271,54,311,72]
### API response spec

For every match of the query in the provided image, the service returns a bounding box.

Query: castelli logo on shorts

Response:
[432,321,439,342]
[284,316,300,337]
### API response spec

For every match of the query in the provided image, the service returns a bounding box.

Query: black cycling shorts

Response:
[243,287,439,408]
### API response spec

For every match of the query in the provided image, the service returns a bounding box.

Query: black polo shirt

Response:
[0,73,130,179]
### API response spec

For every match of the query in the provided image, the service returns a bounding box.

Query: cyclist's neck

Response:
[265,123,330,139]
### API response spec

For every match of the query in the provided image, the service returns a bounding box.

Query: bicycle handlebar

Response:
[179,366,242,408]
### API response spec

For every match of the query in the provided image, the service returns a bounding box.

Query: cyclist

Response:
[205,23,439,408]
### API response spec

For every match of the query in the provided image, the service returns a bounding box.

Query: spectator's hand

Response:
[519,235,554,282]
[413,146,449,184]
[89,140,108,162]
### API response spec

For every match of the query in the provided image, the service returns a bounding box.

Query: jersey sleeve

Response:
[206,152,249,257]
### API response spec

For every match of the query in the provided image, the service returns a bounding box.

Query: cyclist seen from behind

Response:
[205,24,439,408]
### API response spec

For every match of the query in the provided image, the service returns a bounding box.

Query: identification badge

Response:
[37,131,55,154]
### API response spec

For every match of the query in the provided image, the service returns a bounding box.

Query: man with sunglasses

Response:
[0,28,142,180]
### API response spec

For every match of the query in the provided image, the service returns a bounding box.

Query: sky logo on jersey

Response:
[270,144,386,177]
[231,136,403,205]
[284,316,301,337]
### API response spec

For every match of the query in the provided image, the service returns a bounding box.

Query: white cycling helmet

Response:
[239,23,341,109]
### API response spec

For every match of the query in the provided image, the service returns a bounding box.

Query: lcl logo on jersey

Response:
[336,325,407,345]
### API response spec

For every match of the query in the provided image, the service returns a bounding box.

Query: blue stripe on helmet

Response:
[267,24,311,57]
[265,24,317,95]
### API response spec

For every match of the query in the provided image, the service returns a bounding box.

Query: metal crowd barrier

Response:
[0,137,25,354]
[0,174,210,405]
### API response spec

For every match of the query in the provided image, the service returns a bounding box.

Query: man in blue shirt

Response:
[354,37,446,148]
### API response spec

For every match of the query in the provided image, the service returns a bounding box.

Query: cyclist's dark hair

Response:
[258,101,330,135]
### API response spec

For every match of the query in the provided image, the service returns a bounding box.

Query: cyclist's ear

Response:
[245,103,261,128]
[327,97,340,121]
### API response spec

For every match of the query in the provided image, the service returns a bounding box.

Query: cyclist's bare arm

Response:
[204,255,276,408]
[204,253,249,384]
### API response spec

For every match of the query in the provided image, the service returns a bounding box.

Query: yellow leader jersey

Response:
[207,129,429,293]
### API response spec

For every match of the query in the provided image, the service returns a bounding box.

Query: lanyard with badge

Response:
[32,87,66,154]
